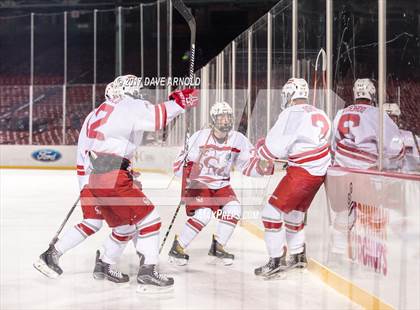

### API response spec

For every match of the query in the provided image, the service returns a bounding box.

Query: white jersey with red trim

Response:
[332,104,404,170]
[400,130,419,172]
[87,96,183,160]
[173,128,268,189]
[76,110,95,190]
[257,104,331,176]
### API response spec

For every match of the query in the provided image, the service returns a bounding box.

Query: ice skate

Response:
[208,234,234,266]
[137,264,174,293]
[254,251,287,279]
[92,250,129,283]
[33,244,63,279]
[168,235,189,266]
[286,245,308,270]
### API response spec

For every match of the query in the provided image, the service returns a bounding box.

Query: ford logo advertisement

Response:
[31,149,62,162]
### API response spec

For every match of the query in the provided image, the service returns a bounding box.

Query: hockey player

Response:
[33,82,118,279]
[254,78,331,278]
[85,75,199,291]
[383,103,419,171]
[332,78,404,169]
[168,101,274,266]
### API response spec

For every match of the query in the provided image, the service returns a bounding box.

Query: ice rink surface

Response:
[1,169,361,310]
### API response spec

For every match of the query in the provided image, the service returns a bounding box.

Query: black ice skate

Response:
[33,244,63,279]
[92,250,129,283]
[137,264,174,293]
[168,235,189,266]
[286,245,308,270]
[208,235,234,266]
[254,251,287,279]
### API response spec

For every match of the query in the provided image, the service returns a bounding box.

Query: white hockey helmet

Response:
[281,78,309,109]
[113,74,143,99]
[384,103,401,117]
[210,101,234,133]
[353,78,376,104]
[105,82,117,100]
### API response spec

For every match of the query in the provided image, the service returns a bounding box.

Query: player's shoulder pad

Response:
[190,128,208,141]
[230,130,247,141]
[230,130,251,149]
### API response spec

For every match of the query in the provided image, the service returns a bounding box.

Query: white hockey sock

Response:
[216,201,241,246]
[264,229,286,258]
[55,227,86,255]
[216,221,236,246]
[284,210,306,254]
[136,233,159,265]
[178,221,200,249]
[55,219,103,255]
[262,203,286,258]
[101,225,135,265]
[331,227,346,255]
[178,208,212,248]
[132,232,138,248]
[136,208,161,265]
[286,230,305,254]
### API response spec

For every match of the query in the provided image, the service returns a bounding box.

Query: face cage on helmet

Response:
[212,113,234,133]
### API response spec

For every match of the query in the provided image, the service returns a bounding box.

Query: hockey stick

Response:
[159,129,212,254]
[49,196,80,246]
[312,48,326,107]
[159,0,197,254]
[172,0,196,156]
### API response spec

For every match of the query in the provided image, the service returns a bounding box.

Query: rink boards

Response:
[238,166,419,309]
[1,145,419,309]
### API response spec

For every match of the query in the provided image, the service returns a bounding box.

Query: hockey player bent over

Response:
[254,78,331,278]
[332,78,404,169]
[34,82,119,279]
[85,75,199,290]
[328,79,405,262]
[169,101,273,266]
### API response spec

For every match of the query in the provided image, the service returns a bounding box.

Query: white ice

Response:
[0,169,360,310]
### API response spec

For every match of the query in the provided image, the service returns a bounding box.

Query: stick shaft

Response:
[49,196,80,246]
[159,0,196,254]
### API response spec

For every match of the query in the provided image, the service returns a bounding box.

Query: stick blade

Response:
[172,0,196,34]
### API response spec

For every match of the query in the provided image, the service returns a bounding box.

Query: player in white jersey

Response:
[168,101,274,266]
[383,103,419,171]
[84,75,199,291]
[34,82,118,279]
[254,78,331,278]
[332,79,404,170]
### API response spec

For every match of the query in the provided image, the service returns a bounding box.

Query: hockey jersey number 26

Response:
[332,104,404,170]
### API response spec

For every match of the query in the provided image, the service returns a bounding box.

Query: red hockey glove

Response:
[181,161,194,203]
[169,88,199,109]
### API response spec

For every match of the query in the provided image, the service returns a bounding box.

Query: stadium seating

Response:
[0,76,419,145]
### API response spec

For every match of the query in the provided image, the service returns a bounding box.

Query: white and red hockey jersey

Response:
[173,128,270,189]
[257,104,331,176]
[332,104,404,170]
[87,97,184,160]
[400,130,419,172]
[76,110,95,190]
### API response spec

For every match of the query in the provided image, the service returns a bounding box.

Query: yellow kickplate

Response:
[240,220,394,310]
